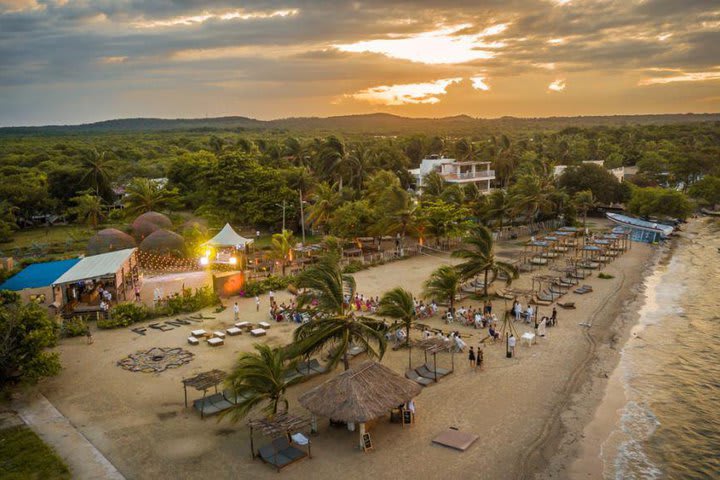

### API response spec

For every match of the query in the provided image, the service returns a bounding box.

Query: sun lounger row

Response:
[284,359,329,383]
[193,392,234,417]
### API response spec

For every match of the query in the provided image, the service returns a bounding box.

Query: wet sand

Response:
[37,237,654,480]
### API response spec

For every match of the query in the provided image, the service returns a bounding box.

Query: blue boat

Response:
[606,213,674,243]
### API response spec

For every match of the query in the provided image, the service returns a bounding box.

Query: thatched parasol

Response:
[298,361,421,424]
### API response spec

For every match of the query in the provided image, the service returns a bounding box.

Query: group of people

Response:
[420,328,468,352]
[345,293,380,313]
[443,300,498,329]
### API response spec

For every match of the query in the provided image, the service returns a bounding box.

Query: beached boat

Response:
[606,213,674,243]
[701,208,720,217]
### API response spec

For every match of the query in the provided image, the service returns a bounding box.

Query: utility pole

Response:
[299,189,306,245]
[282,200,286,232]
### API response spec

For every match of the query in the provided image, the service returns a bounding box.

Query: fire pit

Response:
[117,347,194,373]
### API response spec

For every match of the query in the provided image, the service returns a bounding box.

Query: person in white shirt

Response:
[515,301,523,322]
[508,334,517,357]
[233,302,239,321]
[255,296,260,312]
[525,305,534,324]
[268,290,275,305]
[474,312,483,329]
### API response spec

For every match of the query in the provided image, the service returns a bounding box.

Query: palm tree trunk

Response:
[343,352,350,371]
[484,269,489,298]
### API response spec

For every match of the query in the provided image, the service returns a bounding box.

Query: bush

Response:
[342,261,365,273]
[61,317,87,338]
[598,273,614,279]
[99,286,220,329]
[242,275,295,297]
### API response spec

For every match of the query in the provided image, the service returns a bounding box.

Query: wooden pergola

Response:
[412,338,456,381]
[181,369,226,418]
[247,413,313,464]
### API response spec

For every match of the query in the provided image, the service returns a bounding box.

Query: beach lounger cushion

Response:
[432,430,479,451]
[406,370,433,386]
[424,364,451,376]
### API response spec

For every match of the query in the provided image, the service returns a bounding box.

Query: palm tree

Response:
[509,174,556,232]
[422,170,446,198]
[422,265,461,313]
[574,190,597,231]
[306,182,340,234]
[271,229,295,276]
[123,178,178,216]
[221,344,302,422]
[293,255,387,371]
[452,226,519,298]
[69,191,105,230]
[377,287,416,367]
[80,148,113,200]
[486,189,511,228]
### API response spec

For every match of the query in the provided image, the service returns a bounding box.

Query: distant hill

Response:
[2,112,719,136]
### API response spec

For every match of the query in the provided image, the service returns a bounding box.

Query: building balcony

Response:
[441,170,496,182]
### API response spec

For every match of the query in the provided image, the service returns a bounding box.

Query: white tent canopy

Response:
[53,248,136,285]
[204,223,254,249]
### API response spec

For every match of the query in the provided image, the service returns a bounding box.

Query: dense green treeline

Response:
[0,121,718,245]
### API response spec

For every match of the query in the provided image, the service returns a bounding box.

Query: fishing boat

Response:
[606,212,674,243]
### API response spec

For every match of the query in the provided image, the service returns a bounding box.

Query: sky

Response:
[1,0,719,126]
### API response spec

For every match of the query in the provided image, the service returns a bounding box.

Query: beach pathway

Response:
[13,392,125,480]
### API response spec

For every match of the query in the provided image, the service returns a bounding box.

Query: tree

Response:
[558,163,626,204]
[509,174,556,231]
[627,187,693,220]
[420,200,472,246]
[422,265,461,313]
[306,182,340,234]
[69,190,105,230]
[329,200,376,239]
[271,229,295,276]
[0,291,61,386]
[452,226,518,298]
[573,190,597,231]
[486,189,511,228]
[221,344,301,421]
[0,201,18,243]
[293,255,387,371]
[79,148,114,200]
[421,170,446,198]
[123,178,179,216]
[688,176,720,207]
[377,287,417,367]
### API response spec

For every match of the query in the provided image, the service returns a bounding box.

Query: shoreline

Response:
[531,235,677,480]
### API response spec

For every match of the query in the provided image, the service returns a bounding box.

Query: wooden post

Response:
[183,383,188,408]
[249,426,255,459]
[358,422,365,450]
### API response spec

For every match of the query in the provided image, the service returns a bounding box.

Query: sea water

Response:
[599,220,720,479]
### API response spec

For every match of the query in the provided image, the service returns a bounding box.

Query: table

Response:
[226,327,242,336]
[250,328,267,337]
[191,329,206,337]
[258,322,271,329]
[207,337,224,346]
[521,332,535,346]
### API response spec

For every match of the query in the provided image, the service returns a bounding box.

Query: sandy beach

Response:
[34,233,655,480]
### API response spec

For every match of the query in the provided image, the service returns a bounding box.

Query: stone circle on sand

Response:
[117,347,194,373]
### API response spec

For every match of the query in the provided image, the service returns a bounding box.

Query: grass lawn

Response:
[3,225,95,250]
[0,425,70,480]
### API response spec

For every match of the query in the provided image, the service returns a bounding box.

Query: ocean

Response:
[598,219,720,479]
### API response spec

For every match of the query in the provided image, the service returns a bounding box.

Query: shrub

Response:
[242,275,295,297]
[598,272,614,279]
[342,261,365,273]
[61,317,87,338]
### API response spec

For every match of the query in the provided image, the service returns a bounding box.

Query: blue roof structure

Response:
[0,258,80,291]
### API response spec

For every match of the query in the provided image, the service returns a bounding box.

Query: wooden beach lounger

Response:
[424,363,451,376]
[574,285,593,294]
[406,369,433,386]
[193,392,233,417]
[258,438,308,472]
[432,429,479,452]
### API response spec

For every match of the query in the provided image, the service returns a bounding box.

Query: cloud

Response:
[548,79,566,92]
[340,78,463,105]
[0,0,717,125]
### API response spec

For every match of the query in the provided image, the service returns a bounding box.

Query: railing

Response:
[442,169,496,181]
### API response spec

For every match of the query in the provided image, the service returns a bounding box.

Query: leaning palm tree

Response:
[221,344,302,422]
[574,190,597,231]
[377,287,416,367]
[271,229,295,276]
[452,226,519,298]
[306,182,340,234]
[509,174,556,232]
[293,255,387,371]
[123,177,178,216]
[422,265,462,313]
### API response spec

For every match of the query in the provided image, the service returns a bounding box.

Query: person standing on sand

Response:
[269,290,275,306]
[134,285,141,302]
[476,345,484,371]
[551,307,558,327]
[255,296,260,312]
[508,334,516,357]
[468,347,476,370]
[85,327,93,345]
[233,302,239,321]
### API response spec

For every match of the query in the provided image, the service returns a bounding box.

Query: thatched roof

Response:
[86,228,136,255]
[298,361,421,423]
[135,211,172,229]
[139,229,185,255]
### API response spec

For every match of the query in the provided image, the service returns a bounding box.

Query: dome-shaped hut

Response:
[86,228,136,255]
[139,229,186,256]
[131,211,172,241]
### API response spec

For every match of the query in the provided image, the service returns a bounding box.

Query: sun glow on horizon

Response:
[334,23,509,64]
[548,79,566,92]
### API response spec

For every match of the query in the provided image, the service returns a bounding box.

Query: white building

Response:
[409,155,495,193]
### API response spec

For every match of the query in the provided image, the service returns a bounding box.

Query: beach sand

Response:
[36,235,655,480]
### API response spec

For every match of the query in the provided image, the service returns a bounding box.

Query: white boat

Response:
[606,213,674,243]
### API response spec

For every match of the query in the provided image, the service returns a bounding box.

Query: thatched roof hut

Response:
[131,211,172,241]
[139,229,185,256]
[298,361,421,424]
[86,228,136,255]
